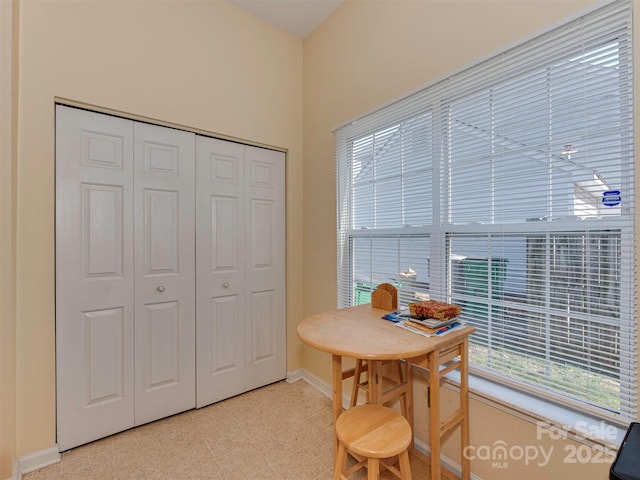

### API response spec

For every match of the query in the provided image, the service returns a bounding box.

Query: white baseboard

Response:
[298,367,353,409]
[285,368,303,383]
[14,446,60,478]
[298,368,332,398]
[298,367,483,480]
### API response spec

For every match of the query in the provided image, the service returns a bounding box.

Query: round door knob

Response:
[222,282,229,288]
[157,286,165,292]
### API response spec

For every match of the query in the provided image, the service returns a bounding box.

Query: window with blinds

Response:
[335,0,635,423]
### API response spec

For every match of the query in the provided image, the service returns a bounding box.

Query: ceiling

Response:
[225,0,344,39]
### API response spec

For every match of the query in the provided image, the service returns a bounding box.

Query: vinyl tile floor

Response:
[23,380,431,479]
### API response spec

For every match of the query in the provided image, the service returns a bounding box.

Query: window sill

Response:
[413,366,627,450]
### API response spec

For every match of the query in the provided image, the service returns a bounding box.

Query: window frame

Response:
[335,0,635,425]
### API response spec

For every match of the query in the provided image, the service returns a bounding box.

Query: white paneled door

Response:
[195,138,247,405]
[243,145,286,391]
[195,137,285,407]
[133,122,196,425]
[56,107,137,451]
[56,106,286,451]
[56,107,196,450]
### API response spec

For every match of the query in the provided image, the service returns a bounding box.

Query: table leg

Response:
[460,338,470,480]
[406,360,415,450]
[332,354,343,452]
[429,349,441,480]
[426,340,471,480]
[368,360,383,405]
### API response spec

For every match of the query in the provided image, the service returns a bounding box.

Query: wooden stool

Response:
[349,283,409,416]
[334,405,413,480]
[350,358,408,416]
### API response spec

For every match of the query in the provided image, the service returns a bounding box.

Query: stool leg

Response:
[333,442,348,480]
[350,359,363,407]
[398,450,412,480]
[405,362,414,450]
[396,361,407,417]
[395,360,405,384]
[367,458,379,480]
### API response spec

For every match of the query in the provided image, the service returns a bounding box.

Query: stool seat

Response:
[334,405,413,480]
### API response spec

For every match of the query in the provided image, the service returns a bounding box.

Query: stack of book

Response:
[382,301,464,337]
[398,315,463,337]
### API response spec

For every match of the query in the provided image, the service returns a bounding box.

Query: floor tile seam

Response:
[265,455,332,480]
[213,448,275,479]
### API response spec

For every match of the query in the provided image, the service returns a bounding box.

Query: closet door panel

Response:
[83,307,126,402]
[143,301,180,387]
[211,195,240,280]
[250,290,277,363]
[244,146,286,390]
[82,184,124,278]
[208,294,244,374]
[134,122,196,425]
[56,106,135,451]
[144,189,179,273]
[196,137,246,407]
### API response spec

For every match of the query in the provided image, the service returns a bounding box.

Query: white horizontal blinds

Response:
[449,229,633,417]
[350,234,430,307]
[351,112,433,230]
[335,0,635,421]
[336,133,351,308]
[337,110,434,308]
[445,5,633,225]
[442,0,635,422]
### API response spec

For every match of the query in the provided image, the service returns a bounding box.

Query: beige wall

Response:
[3,0,638,478]
[1,0,18,476]
[3,0,303,472]
[302,0,632,478]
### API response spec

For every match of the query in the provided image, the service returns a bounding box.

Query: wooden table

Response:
[297,304,474,480]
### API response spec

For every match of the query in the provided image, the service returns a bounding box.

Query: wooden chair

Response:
[349,283,409,416]
[334,404,413,480]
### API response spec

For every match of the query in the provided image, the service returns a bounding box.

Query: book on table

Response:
[406,315,459,329]
[395,319,464,337]
[382,310,460,329]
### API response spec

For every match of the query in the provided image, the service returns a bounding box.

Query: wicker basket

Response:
[408,300,461,320]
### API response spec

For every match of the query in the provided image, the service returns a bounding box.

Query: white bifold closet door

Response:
[195,137,286,407]
[56,106,196,451]
[56,106,286,451]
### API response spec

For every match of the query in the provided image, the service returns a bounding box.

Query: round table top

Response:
[297,304,474,360]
